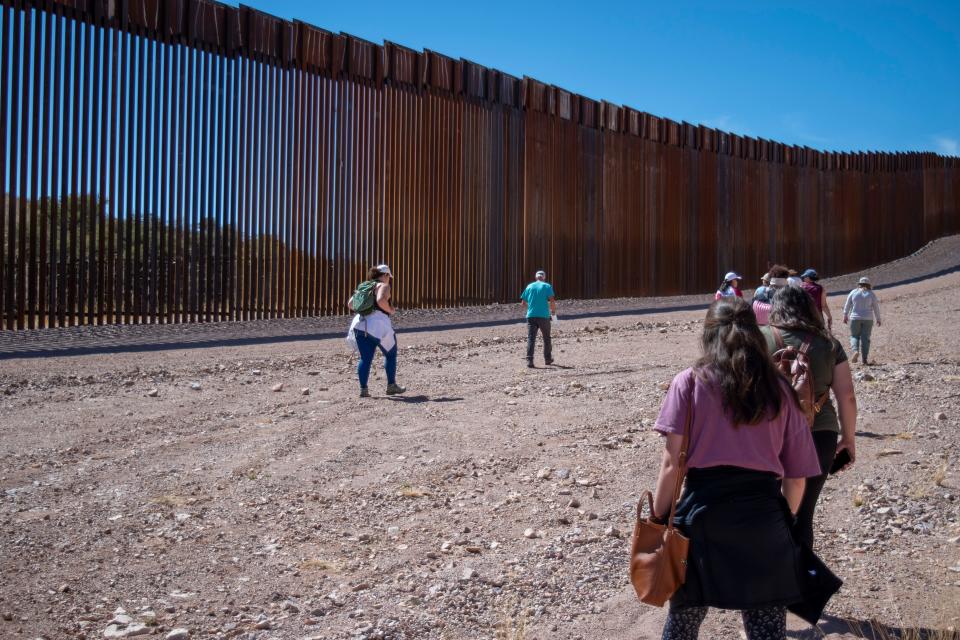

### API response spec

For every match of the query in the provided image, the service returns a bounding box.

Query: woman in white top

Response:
[347,265,406,398]
[714,271,743,300]
[842,277,882,365]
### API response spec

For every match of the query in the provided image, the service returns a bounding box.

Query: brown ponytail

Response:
[696,297,796,425]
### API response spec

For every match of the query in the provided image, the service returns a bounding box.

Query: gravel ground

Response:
[0,249,958,640]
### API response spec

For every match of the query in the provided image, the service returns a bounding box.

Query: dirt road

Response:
[1,270,958,639]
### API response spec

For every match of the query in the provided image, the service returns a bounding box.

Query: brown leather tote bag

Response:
[629,382,692,607]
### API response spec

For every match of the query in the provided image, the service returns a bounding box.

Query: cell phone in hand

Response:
[829,448,851,475]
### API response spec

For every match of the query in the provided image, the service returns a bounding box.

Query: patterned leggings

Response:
[662,605,786,640]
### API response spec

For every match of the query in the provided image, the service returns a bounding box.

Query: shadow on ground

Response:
[789,614,960,639]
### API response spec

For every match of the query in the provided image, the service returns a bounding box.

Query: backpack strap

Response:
[813,390,830,413]
[771,326,786,349]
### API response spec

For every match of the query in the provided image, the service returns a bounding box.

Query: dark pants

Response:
[526,317,552,363]
[795,430,839,549]
[663,605,786,640]
[355,329,398,388]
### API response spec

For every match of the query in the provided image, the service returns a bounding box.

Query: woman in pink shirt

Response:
[751,264,790,325]
[651,297,825,640]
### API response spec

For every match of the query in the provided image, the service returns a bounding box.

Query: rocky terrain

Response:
[0,259,958,639]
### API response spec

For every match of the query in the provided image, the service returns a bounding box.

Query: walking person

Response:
[787,269,802,288]
[520,270,557,368]
[651,297,823,640]
[714,271,743,300]
[842,277,882,365]
[752,264,789,325]
[762,286,857,550]
[752,272,772,303]
[346,265,406,398]
[800,268,833,331]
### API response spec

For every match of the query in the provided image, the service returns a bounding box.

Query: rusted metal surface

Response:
[0,0,959,329]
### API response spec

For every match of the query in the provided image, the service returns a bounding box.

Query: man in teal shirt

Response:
[520,270,557,367]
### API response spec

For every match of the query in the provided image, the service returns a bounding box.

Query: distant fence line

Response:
[0,0,958,330]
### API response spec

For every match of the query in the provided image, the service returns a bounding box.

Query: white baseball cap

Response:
[724,271,743,282]
[858,276,870,285]
[377,264,393,276]
[535,270,546,278]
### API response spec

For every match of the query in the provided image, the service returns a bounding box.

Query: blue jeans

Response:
[849,319,874,362]
[355,329,397,388]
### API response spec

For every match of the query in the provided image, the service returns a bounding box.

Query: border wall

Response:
[1,0,958,329]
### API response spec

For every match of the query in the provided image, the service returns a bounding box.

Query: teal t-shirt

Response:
[520,281,555,318]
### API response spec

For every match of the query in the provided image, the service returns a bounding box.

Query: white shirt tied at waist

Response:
[346,310,396,352]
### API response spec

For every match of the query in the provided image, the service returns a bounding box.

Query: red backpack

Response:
[770,327,829,426]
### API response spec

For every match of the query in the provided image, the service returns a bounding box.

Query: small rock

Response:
[605,526,621,538]
[57,583,70,593]
[567,498,581,509]
[554,468,571,480]
[536,467,552,480]
[934,412,947,421]
[104,623,150,638]
[165,630,190,640]
[854,371,875,382]
[387,526,400,538]
[460,568,477,581]
[301,388,310,395]
[271,383,284,392]
[189,382,201,391]
[465,546,482,554]
[523,528,541,539]
[146,389,159,398]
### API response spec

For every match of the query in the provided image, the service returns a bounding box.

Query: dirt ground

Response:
[1,261,959,639]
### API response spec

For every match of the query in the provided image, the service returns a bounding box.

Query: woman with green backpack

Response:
[346,265,406,398]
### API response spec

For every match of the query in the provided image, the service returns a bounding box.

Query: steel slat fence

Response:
[0,0,958,330]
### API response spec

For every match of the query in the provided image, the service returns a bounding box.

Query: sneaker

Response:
[850,351,859,363]
[527,360,535,368]
[359,387,371,398]
[545,359,554,366]
[386,383,406,395]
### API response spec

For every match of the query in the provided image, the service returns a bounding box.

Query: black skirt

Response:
[670,466,811,610]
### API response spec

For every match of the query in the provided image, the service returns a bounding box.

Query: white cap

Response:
[535,270,546,279]
[377,264,392,277]
[858,276,870,285]
[724,271,742,282]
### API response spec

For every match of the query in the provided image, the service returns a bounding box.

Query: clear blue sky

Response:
[232,0,960,156]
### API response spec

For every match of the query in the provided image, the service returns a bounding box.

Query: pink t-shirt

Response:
[654,368,820,478]
[752,300,772,325]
